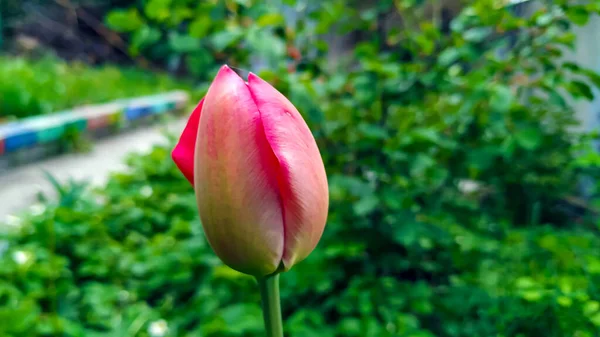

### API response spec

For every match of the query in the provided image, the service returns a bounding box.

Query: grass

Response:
[0,55,195,121]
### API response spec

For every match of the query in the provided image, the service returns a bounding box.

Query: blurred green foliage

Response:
[3,0,600,336]
[105,0,296,79]
[2,140,600,337]
[0,56,191,120]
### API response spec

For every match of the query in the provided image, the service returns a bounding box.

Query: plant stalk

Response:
[258,274,283,337]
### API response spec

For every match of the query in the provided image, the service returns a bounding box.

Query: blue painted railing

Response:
[0,91,189,156]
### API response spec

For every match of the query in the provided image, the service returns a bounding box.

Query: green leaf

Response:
[189,18,211,38]
[581,69,600,89]
[438,48,461,67]
[515,277,536,289]
[168,33,201,53]
[515,127,542,150]
[170,6,193,25]
[338,318,362,335]
[567,80,594,100]
[186,51,214,77]
[591,312,600,326]
[584,301,600,316]
[587,258,600,274]
[535,13,553,26]
[354,195,379,216]
[144,0,172,22]
[548,90,567,108]
[566,6,590,25]
[490,85,513,113]
[392,222,421,246]
[256,13,285,27]
[462,27,492,43]
[246,28,286,67]
[410,153,436,175]
[522,290,543,302]
[556,296,572,307]
[556,32,576,49]
[467,147,497,171]
[357,123,387,139]
[105,9,144,32]
[218,304,263,333]
[360,8,378,21]
[210,29,244,51]
[327,74,347,92]
[130,26,161,55]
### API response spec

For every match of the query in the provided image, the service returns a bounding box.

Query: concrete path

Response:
[0,118,186,218]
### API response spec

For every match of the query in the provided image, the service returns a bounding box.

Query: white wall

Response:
[567,14,600,132]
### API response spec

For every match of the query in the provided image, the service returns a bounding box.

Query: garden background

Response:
[3,0,600,336]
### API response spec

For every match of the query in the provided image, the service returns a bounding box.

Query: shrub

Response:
[2,0,600,336]
[105,0,295,80]
[261,0,600,226]
[1,138,600,336]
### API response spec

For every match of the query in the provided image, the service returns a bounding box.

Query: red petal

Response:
[247,73,329,270]
[172,98,204,185]
[194,65,284,276]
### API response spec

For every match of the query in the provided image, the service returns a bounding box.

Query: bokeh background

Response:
[2,0,600,336]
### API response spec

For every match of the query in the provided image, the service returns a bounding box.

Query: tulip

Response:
[171,65,328,277]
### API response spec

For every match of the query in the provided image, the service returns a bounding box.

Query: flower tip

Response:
[247,72,260,82]
[213,64,246,85]
[215,64,234,77]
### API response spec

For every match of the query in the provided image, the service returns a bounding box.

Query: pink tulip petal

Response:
[248,73,328,270]
[172,98,204,185]
[195,65,284,276]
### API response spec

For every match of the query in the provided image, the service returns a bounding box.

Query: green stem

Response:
[258,274,284,337]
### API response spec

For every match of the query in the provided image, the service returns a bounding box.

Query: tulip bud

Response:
[172,65,328,276]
